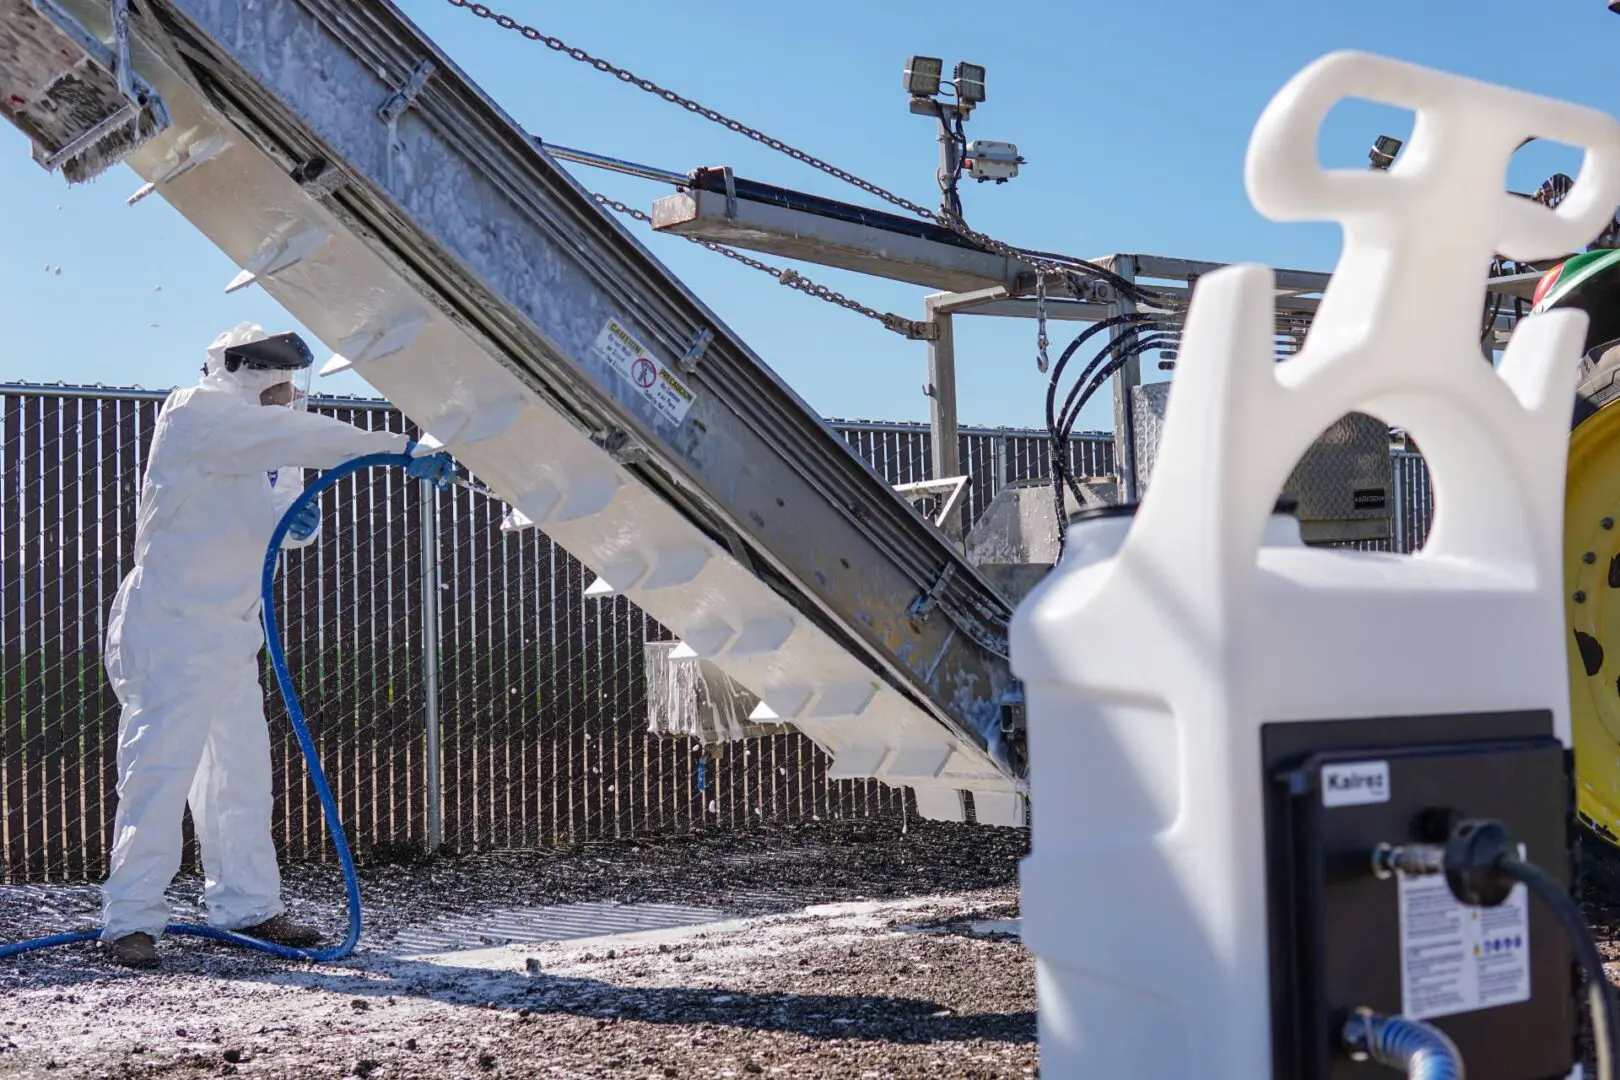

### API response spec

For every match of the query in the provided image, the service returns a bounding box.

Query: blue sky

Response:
[1,0,1613,431]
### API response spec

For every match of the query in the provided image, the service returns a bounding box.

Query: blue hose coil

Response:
[0,451,415,962]
[1345,1010,1465,1080]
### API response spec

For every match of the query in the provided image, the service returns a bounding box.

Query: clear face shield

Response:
[259,365,311,412]
[222,331,315,412]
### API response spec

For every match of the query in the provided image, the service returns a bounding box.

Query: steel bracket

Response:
[720,166,738,219]
[884,314,939,341]
[590,426,652,466]
[907,562,958,620]
[378,58,436,125]
[28,0,171,174]
[291,155,347,198]
[677,328,714,374]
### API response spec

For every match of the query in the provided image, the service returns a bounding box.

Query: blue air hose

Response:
[0,451,416,962]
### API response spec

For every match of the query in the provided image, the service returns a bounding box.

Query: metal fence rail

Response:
[0,386,1433,882]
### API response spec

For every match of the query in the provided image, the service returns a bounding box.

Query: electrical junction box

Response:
[1262,710,1577,1079]
[965,140,1020,182]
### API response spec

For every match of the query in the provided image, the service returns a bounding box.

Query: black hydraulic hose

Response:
[931,101,966,222]
[1043,312,1159,440]
[1049,331,1176,552]
[1051,469,1069,549]
[1048,324,1134,451]
[1047,327,1142,550]
[1481,290,1504,347]
[1058,330,1152,438]
[1048,325,1146,508]
[1052,332,1174,535]
[1058,333,1178,442]
[1049,329,1172,469]
[1497,856,1617,1080]
[1044,315,1160,515]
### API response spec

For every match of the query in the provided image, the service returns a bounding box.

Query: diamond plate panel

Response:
[1130,381,1393,544]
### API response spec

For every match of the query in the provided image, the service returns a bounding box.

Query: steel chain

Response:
[592,195,932,338]
[444,0,1166,307]
[446,1,932,214]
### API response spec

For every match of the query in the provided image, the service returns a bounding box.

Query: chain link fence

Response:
[0,386,1434,882]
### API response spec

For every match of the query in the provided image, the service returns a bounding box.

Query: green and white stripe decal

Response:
[1532,248,1620,314]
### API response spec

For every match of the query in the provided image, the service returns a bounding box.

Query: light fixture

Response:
[904,56,943,98]
[1368,134,1402,171]
[953,61,986,106]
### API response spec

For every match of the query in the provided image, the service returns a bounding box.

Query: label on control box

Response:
[1321,760,1390,807]
[1397,848,1531,1021]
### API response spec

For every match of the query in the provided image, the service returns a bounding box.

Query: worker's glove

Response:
[287,500,321,542]
[405,451,457,490]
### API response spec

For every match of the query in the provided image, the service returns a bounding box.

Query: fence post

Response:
[420,477,443,854]
[1392,453,1406,553]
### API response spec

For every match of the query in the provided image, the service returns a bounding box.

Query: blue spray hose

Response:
[0,452,416,962]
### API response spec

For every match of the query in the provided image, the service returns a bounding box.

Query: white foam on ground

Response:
[388,901,733,959]
[402,893,991,983]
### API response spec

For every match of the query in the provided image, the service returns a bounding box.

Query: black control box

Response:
[1262,710,1576,1079]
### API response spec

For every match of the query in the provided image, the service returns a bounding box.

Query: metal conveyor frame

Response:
[0,0,1030,824]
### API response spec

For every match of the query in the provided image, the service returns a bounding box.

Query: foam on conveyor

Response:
[0,0,1027,825]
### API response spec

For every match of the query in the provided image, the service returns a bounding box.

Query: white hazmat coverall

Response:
[100,324,413,941]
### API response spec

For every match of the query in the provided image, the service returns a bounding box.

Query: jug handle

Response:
[1246,50,1618,262]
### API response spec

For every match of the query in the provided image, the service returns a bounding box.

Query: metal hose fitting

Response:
[1342,1008,1465,1079]
[1371,841,1446,880]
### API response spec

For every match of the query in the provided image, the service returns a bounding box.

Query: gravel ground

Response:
[0,819,1034,1079]
[14,818,1618,1078]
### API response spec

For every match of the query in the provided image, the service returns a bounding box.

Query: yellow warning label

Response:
[590,317,696,426]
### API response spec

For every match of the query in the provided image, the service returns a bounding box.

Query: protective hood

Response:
[201,322,311,410]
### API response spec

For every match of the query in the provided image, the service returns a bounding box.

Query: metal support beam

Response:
[1102,252,1331,296]
[539,140,691,186]
[925,295,963,540]
[963,297,1113,322]
[1110,256,1141,503]
[420,477,443,853]
[1485,269,1546,301]
[928,283,1112,322]
[651,188,1025,293]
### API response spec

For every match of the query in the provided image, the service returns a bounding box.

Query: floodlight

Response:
[904,56,943,98]
[954,61,986,106]
[1368,134,1402,171]
[1537,172,1574,207]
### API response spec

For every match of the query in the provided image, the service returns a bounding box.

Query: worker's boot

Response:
[236,914,322,948]
[103,932,159,968]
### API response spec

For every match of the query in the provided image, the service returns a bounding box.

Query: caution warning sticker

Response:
[1398,854,1531,1021]
[591,317,696,426]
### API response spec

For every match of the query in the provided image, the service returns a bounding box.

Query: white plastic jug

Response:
[1011,51,1620,1079]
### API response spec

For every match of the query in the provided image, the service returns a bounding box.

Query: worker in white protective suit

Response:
[100,322,454,967]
